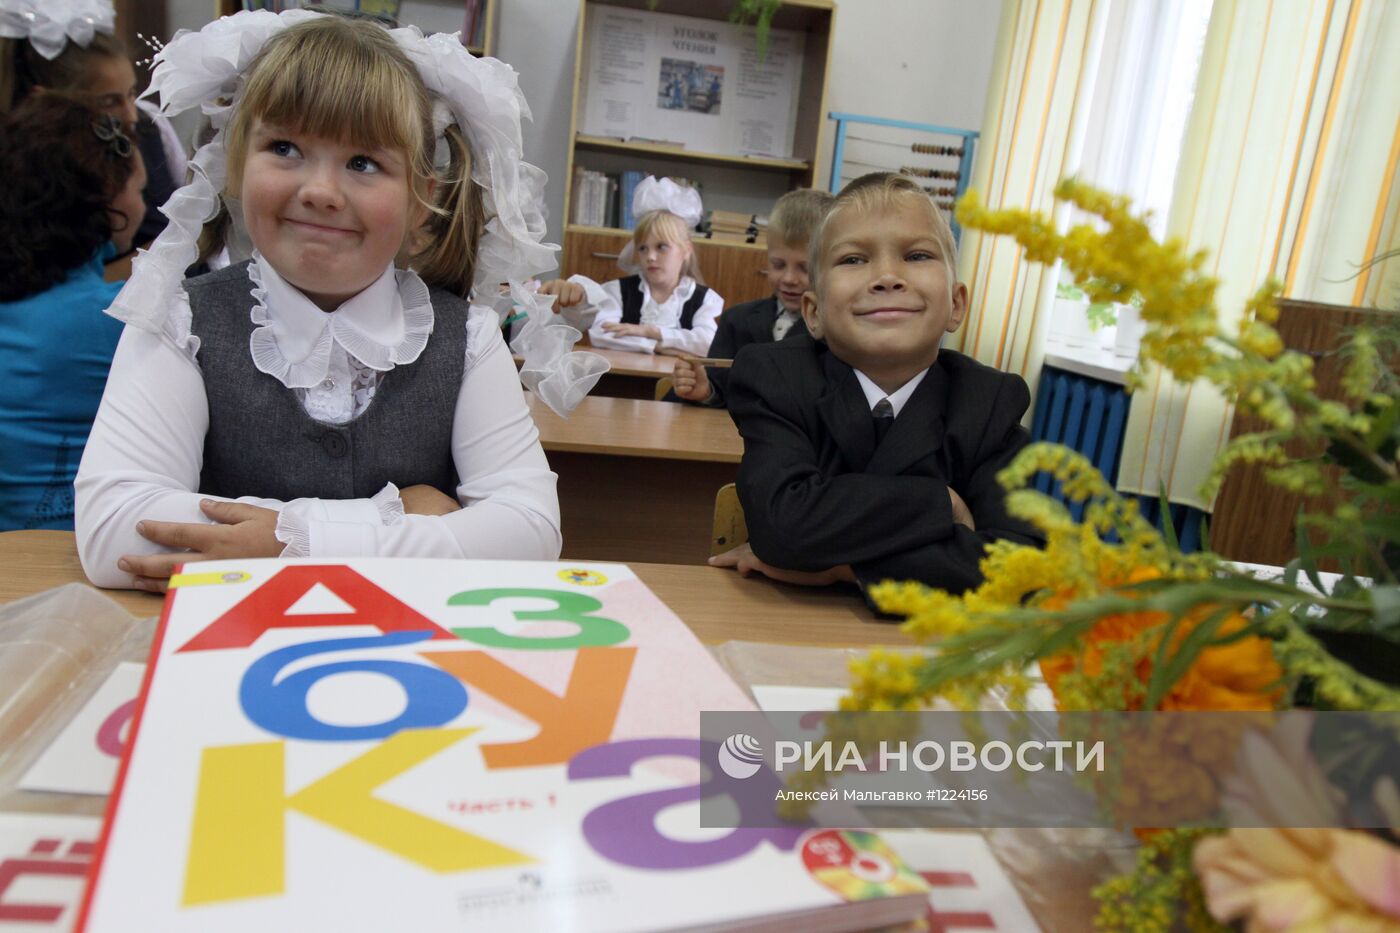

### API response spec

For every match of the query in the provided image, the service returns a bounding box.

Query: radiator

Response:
[1030,366,1204,552]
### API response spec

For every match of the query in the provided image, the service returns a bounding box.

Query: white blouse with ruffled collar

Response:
[247,253,436,424]
[74,259,562,586]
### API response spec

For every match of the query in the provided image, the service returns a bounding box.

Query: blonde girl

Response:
[542,176,724,356]
[75,11,581,590]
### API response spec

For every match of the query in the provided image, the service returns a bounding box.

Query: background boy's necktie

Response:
[872,397,895,444]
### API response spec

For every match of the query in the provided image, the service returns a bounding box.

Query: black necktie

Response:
[872,397,895,445]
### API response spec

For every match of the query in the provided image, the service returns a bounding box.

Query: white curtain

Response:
[953,0,1109,384]
[1117,0,1400,509]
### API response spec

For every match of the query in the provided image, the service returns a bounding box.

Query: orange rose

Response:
[1039,568,1283,712]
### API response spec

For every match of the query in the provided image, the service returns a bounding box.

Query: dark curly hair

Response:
[0,93,138,302]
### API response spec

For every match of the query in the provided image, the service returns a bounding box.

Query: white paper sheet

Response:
[882,830,1041,932]
[19,662,144,796]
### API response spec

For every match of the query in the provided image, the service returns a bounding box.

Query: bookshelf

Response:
[212,1,499,57]
[563,0,836,305]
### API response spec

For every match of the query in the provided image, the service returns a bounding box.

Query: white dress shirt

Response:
[853,368,929,416]
[772,307,801,341]
[75,256,562,589]
[569,274,724,356]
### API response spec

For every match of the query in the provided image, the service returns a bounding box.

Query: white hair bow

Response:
[108,9,604,415]
[0,0,115,60]
[632,175,704,228]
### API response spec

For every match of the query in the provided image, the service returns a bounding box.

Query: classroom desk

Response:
[0,530,896,648]
[516,345,678,399]
[526,393,743,565]
[0,532,1112,929]
[586,345,679,399]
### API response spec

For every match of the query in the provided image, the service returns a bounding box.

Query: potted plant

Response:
[1053,279,1122,349]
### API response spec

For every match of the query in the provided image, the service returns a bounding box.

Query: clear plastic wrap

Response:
[0,584,154,817]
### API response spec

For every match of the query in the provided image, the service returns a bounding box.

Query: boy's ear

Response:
[946,281,969,333]
[801,289,822,338]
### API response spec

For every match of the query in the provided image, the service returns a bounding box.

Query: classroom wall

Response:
[163,0,1001,273]
[817,0,1000,191]
[498,0,1002,268]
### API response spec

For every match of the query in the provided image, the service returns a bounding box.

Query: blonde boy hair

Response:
[632,208,703,283]
[219,15,483,297]
[808,172,958,296]
[767,188,834,248]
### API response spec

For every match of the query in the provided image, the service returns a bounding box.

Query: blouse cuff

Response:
[562,274,609,331]
[273,484,404,557]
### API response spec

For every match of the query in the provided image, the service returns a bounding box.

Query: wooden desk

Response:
[0,530,899,648]
[586,346,678,379]
[527,393,742,564]
[517,345,678,399]
[0,533,1111,929]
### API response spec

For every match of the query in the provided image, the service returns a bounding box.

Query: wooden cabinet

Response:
[561,0,835,308]
[563,227,631,286]
[695,237,771,305]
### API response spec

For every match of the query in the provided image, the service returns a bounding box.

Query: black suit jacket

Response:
[690,295,810,407]
[727,336,1044,597]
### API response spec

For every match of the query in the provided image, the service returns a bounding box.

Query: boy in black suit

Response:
[711,173,1043,597]
[671,189,834,406]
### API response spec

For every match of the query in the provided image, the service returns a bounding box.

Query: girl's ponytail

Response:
[411,124,483,299]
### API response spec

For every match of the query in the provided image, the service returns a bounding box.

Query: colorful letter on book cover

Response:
[76,560,929,932]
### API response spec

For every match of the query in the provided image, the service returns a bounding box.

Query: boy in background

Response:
[712,173,1042,597]
[671,188,834,406]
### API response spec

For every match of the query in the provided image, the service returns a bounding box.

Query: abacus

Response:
[827,112,980,241]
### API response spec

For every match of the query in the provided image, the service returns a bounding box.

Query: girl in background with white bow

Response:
[75,11,596,591]
[1,0,187,248]
[541,176,725,356]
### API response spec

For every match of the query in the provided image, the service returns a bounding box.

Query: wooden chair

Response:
[710,483,748,556]
[653,376,674,401]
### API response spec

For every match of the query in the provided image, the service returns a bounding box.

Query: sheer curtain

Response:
[955,0,1211,395]
[1116,0,1400,509]
[952,0,1109,381]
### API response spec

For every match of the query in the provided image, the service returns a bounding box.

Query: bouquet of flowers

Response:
[841,180,1400,931]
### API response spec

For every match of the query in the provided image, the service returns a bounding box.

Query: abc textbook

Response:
[75,559,928,932]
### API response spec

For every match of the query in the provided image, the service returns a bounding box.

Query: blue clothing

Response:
[0,247,125,530]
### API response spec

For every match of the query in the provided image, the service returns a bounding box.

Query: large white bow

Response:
[110,9,604,415]
[0,0,115,60]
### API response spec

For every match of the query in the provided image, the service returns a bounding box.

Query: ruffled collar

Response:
[247,252,435,388]
[638,275,696,307]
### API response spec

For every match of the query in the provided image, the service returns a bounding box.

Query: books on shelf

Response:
[76,558,930,933]
[573,170,704,232]
[703,209,768,246]
[570,168,618,228]
[619,170,644,230]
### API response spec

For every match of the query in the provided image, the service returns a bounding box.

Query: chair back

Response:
[710,482,748,556]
